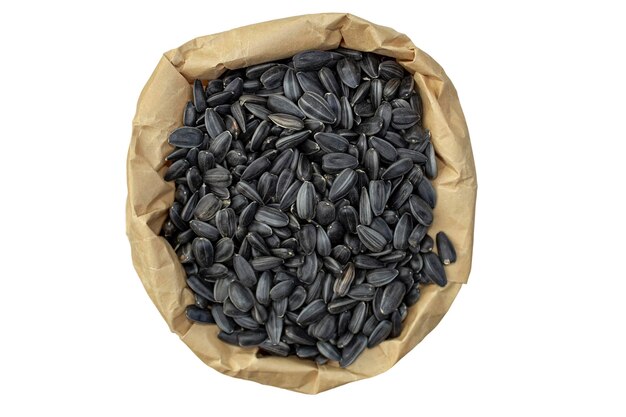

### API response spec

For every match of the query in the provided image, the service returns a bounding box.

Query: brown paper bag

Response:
[126,13,477,394]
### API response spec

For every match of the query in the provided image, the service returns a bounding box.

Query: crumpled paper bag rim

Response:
[126,12,477,394]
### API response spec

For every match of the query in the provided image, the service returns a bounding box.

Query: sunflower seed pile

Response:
[161,48,457,367]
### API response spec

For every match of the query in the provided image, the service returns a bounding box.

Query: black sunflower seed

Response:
[275,130,311,151]
[193,194,221,221]
[268,113,304,130]
[363,148,380,181]
[367,319,392,348]
[347,283,376,301]
[314,200,335,226]
[250,256,284,271]
[186,274,214,301]
[323,256,343,276]
[228,280,255,312]
[379,281,406,315]
[360,53,379,78]
[316,226,332,257]
[270,279,295,301]
[316,341,341,362]
[166,147,189,163]
[296,71,325,96]
[318,67,342,97]
[359,187,373,226]
[393,213,413,250]
[379,60,404,80]
[327,297,359,314]
[246,231,270,255]
[185,305,214,324]
[283,68,303,102]
[388,180,413,210]
[232,254,257,287]
[259,339,290,356]
[328,168,357,202]
[168,127,204,149]
[321,153,358,174]
[297,299,327,325]
[340,334,368,368]
[184,101,198,127]
[381,158,413,180]
[337,205,358,234]
[203,165,232,188]
[240,156,270,181]
[244,102,271,121]
[266,309,283,345]
[192,237,214,267]
[356,225,388,252]
[348,302,367,334]
[215,208,237,238]
[369,136,397,163]
[417,177,437,207]
[298,92,337,124]
[333,262,355,297]
[366,268,399,287]
[409,195,433,226]
[283,326,315,346]
[338,95,354,130]
[254,205,289,227]
[336,58,360,88]
[260,65,287,89]
[311,314,337,341]
[293,50,333,71]
[422,252,447,286]
[398,76,415,99]
[314,132,349,153]
[296,223,316,255]
[420,234,434,253]
[237,330,267,347]
[436,231,457,265]
[407,223,428,248]
[425,142,438,179]
[391,107,420,129]
[354,116,383,136]
[297,253,318,284]
[331,244,351,265]
[266,94,305,118]
[203,109,225,139]
[235,181,263,205]
[296,181,316,221]
[207,131,232,164]
[211,305,235,334]
[287,286,307,311]
[213,237,234,263]
[253,271,272,306]
[164,159,190,182]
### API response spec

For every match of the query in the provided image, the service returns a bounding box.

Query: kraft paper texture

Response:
[126,13,477,394]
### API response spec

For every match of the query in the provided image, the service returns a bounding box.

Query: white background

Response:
[1,1,625,415]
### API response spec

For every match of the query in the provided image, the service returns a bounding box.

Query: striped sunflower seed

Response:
[379,281,406,315]
[328,168,357,202]
[356,225,388,252]
[232,254,257,287]
[298,92,337,124]
[367,319,392,348]
[255,206,289,227]
[250,256,284,271]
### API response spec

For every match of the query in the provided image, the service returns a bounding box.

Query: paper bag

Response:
[126,13,477,394]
